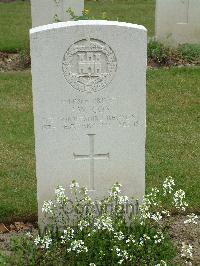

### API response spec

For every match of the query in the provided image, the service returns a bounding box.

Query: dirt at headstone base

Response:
[0,52,198,72]
[0,52,30,72]
[0,216,199,264]
[0,222,37,257]
[167,216,200,265]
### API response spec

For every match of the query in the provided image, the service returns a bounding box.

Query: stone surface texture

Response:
[31,0,84,27]
[30,21,147,219]
[156,0,200,46]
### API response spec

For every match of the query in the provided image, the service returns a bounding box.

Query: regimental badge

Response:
[62,38,117,93]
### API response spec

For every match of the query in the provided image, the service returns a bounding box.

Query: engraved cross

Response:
[73,134,110,190]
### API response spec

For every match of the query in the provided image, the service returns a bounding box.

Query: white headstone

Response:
[156,0,200,46]
[30,21,147,220]
[31,0,84,27]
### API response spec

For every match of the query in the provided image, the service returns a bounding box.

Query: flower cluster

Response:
[42,200,55,214]
[69,180,79,190]
[78,220,90,231]
[61,227,75,243]
[125,235,136,245]
[154,231,165,244]
[28,178,194,265]
[139,234,151,246]
[184,213,198,225]
[114,231,125,241]
[163,176,175,195]
[109,182,122,199]
[139,187,162,224]
[55,185,68,204]
[93,215,114,232]
[114,247,129,265]
[34,234,52,249]
[67,239,88,253]
[181,242,193,259]
[173,189,188,211]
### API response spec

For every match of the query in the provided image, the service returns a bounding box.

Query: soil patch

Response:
[167,215,200,265]
[0,52,30,72]
[1,52,198,72]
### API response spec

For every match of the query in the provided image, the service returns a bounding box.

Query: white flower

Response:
[139,237,144,246]
[151,212,162,222]
[61,227,74,243]
[55,185,68,204]
[34,235,41,246]
[155,260,167,266]
[93,215,114,232]
[184,213,198,225]
[173,189,188,211]
[26,232,33,238]
[163,176,175,195]
[34,235,52,249]
[118,195,129,204]
[185,262,192,266]
[181,242,193,259]
[109,183,122,198]
[41,235,52,249]
[114,231,125,241]
[70,180,79,189]
[78,220,90,231]
[67,239,88,254]
[114,246,129,264]
[125,235,135,245]
[42,200,54,214]
[139,234,150,246]
[154,231,165,244]
[89,264,96,266]
[81,186,89,195]
[161,209,170,217]
[139,187,160,222]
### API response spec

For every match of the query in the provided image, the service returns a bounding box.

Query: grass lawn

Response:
[0,67,199,222]
[0,0,31,52]
[0,72,36,223]
[0,0,155,52]
[147,68,200,213]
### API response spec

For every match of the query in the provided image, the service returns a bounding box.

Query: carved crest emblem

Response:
[62,38,117,93]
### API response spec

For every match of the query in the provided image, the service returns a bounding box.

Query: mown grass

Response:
[0,0,155,52]
[146,68,200,213]
[86,0,155,35]
[0,68,199,222]
[0,0,31,52]
[0,71,36,222]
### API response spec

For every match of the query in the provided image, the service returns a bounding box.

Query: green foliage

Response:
[178,44,200,63]
[148,40,200,65]
[5,180,180,265]
[147,39,171,64]
[66,7,108,21]
[18,45,31,69]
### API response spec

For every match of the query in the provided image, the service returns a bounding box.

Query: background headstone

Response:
[30,21,147,220]
[156,0,200,46]
[31,0,84,27]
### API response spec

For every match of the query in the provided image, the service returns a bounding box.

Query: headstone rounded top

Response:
[30,20,147,34]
